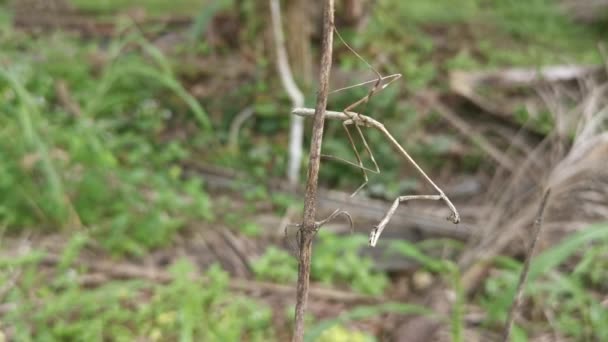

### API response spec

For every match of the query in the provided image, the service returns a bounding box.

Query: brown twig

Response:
[292,1,334,341]
[502,189,551,342]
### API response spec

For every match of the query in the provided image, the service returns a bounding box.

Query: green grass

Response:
[306,303,436,342]
[0,28,213,254]
[345,0,605,92]
[252,230,389,296]
[480,222,608,341]
[2,257,275,341]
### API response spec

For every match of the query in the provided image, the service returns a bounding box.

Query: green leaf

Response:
[528,222,608,283]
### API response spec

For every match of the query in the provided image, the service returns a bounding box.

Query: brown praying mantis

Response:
[291,27,460,247]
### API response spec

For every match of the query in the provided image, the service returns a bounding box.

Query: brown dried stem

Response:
[292,1,334,341]
[502,189,551,342]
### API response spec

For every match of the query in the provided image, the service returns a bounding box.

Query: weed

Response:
[312,230,389,296]
[305,302,437,342]
[389,240,465,341]
[480,223,608,341]
[253,231,388,296]
[252,246,298,284]
[0,29,213,254]
[2,257,275,341]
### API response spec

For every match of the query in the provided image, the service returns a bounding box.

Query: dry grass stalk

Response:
[502,189,551,342]
[394,78,608,341]
[458,76,608,287]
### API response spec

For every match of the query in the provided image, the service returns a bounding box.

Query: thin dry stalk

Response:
[502,189,551,342]
[270,0,305,187]
[228,106,254,151]
[292,1,334,341]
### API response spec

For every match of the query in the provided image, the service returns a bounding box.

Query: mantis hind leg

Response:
[348,117,381,197]
[321,117,380,197]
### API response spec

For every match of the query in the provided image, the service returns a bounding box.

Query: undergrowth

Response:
[2,257,274,341]
[0,1,607,341]
[0,27,213,255]
[480,223,608,341]
[253,230,388,296]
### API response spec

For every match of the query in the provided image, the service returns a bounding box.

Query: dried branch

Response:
[502,188,551,342]
[292,1,335,341]
[270,0,305,187]
[293,107,460,246]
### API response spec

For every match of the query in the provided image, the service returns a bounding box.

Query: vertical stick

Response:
[292,1,334,341]
[502,189,551,342]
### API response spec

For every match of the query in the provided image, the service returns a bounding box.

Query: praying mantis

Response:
[291,27,460,247]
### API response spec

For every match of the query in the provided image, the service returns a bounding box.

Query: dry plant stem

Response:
[502,189,551,342]
[292,1,334,341]
[270,0,305,187]
[228,106,254,151]
[293,107,460,246]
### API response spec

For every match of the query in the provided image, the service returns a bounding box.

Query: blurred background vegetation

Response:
[0,0,607,341]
